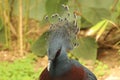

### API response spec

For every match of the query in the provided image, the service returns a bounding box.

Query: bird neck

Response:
[49,51,72,76]
[56,51,69,63]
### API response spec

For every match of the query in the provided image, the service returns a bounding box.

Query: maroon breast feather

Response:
[39,65,88,80]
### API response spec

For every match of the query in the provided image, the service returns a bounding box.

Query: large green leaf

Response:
[41,0,69,25]
[13,0,46,21]
[111,0,120,24]
[70,0,114,27]
[31,31,49,57]
[46,0,68,16]
[81,17,92,28]
[78,0,114,9]
[82,8,111,25]
[71,37,98,60]
[86,20,106,36]
[12,0,68,22]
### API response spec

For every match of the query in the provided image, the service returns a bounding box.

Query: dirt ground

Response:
[97,49,120,80]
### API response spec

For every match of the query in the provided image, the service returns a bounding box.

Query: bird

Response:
[39,18,97,80]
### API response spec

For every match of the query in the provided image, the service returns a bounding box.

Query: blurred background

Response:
[0,0,120,80]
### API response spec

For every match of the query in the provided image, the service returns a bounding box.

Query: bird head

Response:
[47,21,78,72]
[46,4,80,72]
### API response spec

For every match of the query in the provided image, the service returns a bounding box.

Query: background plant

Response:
[0,54,43,80]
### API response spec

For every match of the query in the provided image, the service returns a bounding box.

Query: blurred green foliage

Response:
[0,54,43,80]
[0,18,5,45]
[31,31,49,57]
[79,0,113,26]
[12,0,68,21]
[0,53,109,80]
[31,0,120,60]
[94,60,109,77]
[0,0,119,60]
[71,37,98,60]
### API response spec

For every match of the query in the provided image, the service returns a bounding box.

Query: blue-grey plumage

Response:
[40,16,97,80]
[48,21,77,60]
[40,46,97,80]
[48,47,72,76]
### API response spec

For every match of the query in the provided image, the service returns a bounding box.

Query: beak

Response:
[47,60,52,71]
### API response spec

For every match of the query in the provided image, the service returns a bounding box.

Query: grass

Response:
[0,53,110,80]
[0,54,43,80]
[94,60,109,78]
